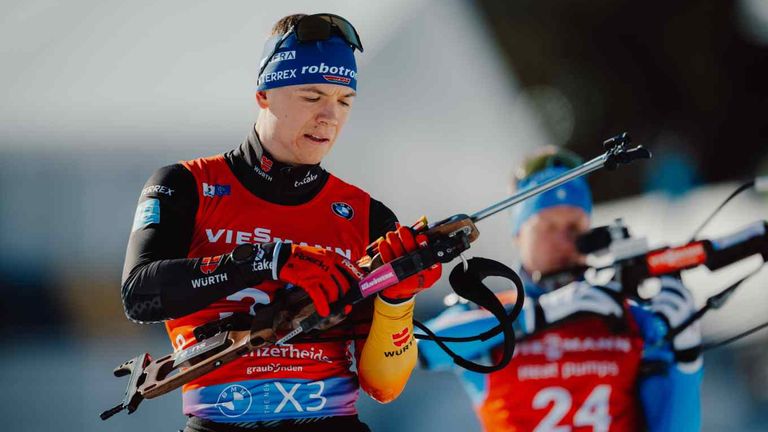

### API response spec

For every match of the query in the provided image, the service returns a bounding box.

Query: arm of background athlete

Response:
[632,305,703,432]
[121,164,261,324]
[417,294,525,370]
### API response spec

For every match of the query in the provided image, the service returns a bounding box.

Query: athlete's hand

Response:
[529,281,624,332]
[375,223,442,303]
[650,276,701,353]
[275,243,364,317]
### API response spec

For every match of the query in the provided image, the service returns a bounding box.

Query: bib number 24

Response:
[532,385,612,432]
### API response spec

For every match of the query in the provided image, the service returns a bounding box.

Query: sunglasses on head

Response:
[258,14,363,82]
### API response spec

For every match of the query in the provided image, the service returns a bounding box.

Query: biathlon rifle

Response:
[101,132,650,420]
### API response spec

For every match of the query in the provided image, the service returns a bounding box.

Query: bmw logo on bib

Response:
[216,384,252,418]
[331,202,354,220]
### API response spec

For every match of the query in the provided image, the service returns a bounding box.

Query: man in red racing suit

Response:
[121,13,441,432]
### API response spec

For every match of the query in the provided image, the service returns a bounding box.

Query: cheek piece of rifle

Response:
[100,132,649,420]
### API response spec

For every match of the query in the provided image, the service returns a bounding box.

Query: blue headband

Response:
[511,166,593,234]
[257,33,358,91]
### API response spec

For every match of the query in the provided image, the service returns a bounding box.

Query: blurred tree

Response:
[477,0,768,201]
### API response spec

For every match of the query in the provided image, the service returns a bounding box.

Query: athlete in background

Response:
[121,13,440,432]
[419,147,702,431]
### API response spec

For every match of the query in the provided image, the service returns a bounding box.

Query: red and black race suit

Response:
[121,126,397,428]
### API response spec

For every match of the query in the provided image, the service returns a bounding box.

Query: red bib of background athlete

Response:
[167,155,371,422]
[479,314,645,432]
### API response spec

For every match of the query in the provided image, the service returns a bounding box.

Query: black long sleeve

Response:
[369,197,398,241]
[121,163,399,324]
[121,164,253,323]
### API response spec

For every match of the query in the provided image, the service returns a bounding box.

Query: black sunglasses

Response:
[258,14,363,83]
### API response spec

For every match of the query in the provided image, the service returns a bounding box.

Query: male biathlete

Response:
[121,13,440,432]
[419,148,703,431]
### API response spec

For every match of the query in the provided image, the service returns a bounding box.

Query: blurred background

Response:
[1,0,767,430]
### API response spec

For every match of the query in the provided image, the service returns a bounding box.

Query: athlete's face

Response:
[515,206,589,275]
[255,84,355,165]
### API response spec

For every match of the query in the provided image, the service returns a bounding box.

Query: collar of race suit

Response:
[224,125,330,205]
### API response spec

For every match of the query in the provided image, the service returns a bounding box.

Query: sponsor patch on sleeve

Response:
[132,198,160,232]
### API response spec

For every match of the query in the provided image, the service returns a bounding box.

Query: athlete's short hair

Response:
[270,14,307,37]
[512,146,583,191]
